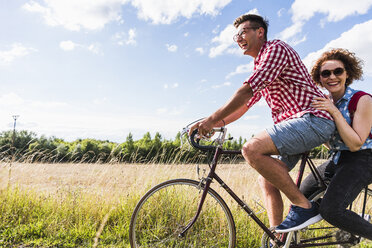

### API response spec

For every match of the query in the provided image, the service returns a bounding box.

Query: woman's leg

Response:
[320,151,372,239]
[300,160,329,199]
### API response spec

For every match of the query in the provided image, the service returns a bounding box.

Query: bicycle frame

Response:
[178,128,370,247]
[179,146,368,247]
[179,147,283,245]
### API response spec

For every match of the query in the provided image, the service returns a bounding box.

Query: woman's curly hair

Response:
[310,48,364,86]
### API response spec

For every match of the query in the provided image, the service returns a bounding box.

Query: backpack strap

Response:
[348,91,372,138]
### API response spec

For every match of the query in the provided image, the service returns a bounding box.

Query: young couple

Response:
[189,13,372,239]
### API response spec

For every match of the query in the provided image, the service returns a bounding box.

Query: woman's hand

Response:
[311,96,339,116]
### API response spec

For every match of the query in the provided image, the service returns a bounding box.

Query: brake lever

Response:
[180,127,189,148]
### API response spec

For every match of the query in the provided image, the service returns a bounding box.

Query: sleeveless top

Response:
[329,87,372,163]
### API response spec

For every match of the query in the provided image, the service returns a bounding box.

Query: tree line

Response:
[0,130,328,164]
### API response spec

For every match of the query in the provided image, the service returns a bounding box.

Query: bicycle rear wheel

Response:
[289,186,372,247]
[129,178,236,248]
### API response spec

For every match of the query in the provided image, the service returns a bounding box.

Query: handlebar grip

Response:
[189,129,216,152]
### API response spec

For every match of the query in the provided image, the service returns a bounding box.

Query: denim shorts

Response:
[267,114,335,170]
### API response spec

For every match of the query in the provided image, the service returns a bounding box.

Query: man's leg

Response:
[248,114,335,232]
[258,175,284,227]
[242,130,311,209]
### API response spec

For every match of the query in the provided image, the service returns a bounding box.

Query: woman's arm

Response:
[312,95,372,151]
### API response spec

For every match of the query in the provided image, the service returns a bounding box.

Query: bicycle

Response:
[129,122,372,248]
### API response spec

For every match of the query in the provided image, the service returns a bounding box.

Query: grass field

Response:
[1,160,370,247]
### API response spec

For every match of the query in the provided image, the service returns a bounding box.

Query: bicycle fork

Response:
[178,147,222,238]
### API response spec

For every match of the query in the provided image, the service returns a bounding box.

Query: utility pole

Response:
[12,115,19,148]
[8,115,19,189]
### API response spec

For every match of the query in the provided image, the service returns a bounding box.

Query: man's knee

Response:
[242,133,278,166]
[241,140,258,164]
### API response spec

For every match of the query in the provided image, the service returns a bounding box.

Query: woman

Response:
[300,48,372,239]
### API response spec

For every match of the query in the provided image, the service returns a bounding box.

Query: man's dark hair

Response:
[233,14,269,40]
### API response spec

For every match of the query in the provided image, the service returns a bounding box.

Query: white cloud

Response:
[156,107,167,114]
[0,92,188,142]
[30,100,69,108]
[212,25,220,34]
[113,29,137,46]
[291,0,372,23]
[156,107,182,115]
[277,21,305,43]
[279,0,372,44]
[59,40,103,54]
[0,43,36,64]
[22,0,125,31]
[93,97,108,105]
[195,47,204,54]
[226,61,254,79]
[209,8,259,58]
[166,44,178,52]
[212,81,231,89]
[303,19,372,77]
[131,0,232,24]
[22,0,232,32]
[0,93,25,106]
[127,28,137,45]
[0,93,70,130]
[163,83,179,89]
[277,8,286,17]
[209,24,239,58]
[87,43,103,55]
[59,40,76,51]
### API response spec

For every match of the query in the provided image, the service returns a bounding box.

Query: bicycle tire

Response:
[288,186,372,248]
[129,178,236,248]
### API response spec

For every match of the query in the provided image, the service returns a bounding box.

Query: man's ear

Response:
[258,27,264,39]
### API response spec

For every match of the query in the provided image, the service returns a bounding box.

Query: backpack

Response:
[348,91,372,139]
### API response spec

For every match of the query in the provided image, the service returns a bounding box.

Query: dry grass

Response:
[6,159,372,248]
[0,160,327,208]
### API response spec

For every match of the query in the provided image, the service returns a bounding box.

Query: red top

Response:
[244,40,332,124]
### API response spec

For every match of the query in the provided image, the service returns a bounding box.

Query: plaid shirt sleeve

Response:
[245,91,262,110]
[245,42,289,95]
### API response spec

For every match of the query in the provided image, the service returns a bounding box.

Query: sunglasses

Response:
[320,67,345,78]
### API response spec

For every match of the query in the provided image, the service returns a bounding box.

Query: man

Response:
[189,14,335,233]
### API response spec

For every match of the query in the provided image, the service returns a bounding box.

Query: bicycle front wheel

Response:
[129,178,236,248]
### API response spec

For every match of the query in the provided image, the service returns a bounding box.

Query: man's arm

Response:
[219,103,249,126]
[189,83,253,136]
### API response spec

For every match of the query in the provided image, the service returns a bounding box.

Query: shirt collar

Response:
[254,40,269,68]
[335,86,353,105]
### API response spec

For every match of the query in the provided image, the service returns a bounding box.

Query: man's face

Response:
[235,21,263,57]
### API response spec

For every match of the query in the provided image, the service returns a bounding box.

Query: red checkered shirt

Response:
[244,40,332,124]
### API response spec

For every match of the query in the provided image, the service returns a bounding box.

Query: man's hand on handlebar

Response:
[188,117,217,137]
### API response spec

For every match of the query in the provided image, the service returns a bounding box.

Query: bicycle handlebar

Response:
[189,129,220,152]
[182,120,240,154]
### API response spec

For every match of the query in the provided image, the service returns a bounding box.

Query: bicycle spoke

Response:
[129,179,235,248]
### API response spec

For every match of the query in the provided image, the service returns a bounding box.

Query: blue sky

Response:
[1,0,372,142]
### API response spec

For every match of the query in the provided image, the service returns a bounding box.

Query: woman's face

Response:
[319,59,348,95]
